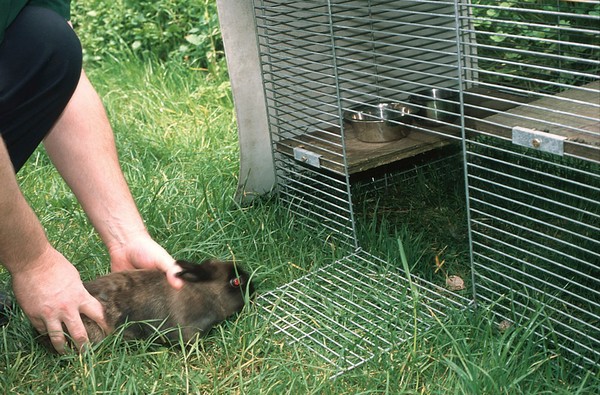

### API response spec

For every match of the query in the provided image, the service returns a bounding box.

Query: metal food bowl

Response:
[344,102,414,143]
[409,88,458,126]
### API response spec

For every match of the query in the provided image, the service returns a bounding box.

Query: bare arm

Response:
[0,139,106,353]
[42,70,184,288]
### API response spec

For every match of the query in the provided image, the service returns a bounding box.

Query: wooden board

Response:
[277,127,454,175]
[473,81,600,162]
[463,86,534,119]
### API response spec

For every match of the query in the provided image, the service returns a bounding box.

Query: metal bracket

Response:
[293,146,322,168]
[512,126,566,156]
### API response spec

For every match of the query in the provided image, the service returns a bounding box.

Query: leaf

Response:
[446,275,465,291]
[498,319,513,332]
[486,9,499,17]
[185,34,205,46]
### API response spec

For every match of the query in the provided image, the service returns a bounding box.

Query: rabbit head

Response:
[170,259,255,338]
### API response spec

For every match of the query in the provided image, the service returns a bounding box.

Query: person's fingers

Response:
[79,294,110,336]
[165,263,184,290]
[45,321,67,354]
[61,313,91,353]
[65,325,88,352]
[29,316,46,335]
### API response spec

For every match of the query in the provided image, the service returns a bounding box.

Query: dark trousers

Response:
[0,6,82,172]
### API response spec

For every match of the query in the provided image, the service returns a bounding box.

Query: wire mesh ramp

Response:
[257,250,471,376]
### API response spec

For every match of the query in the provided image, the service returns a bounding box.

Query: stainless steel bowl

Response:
[409,88,458,125]
[343,102,414,143]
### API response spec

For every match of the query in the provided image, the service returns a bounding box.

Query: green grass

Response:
[1,58,598,394]
[352,151,471,287]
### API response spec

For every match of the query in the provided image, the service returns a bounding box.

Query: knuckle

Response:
[71,330,89,345]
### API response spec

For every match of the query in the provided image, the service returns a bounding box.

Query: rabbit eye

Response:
[230,278,241,287]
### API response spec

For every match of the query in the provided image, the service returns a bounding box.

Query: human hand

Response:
[10,246,107,354]
[108,232,183,290]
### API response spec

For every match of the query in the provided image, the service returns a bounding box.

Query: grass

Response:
[351,150,471,286]
[0,57,598,394]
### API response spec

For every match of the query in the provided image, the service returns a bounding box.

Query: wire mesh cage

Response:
[460,1,600,372]
[251,0,473,374]
[221,0,600,375]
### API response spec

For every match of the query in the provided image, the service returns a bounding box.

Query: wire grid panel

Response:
[253,0,470,246]
[460,1,600,372]
[252,0,471,372]
[258,250,471,376]
[254,0,355,246]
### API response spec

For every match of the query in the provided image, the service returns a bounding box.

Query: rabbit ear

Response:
[174,260,215,282]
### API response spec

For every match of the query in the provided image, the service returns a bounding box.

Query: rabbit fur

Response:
[40,259,253,346]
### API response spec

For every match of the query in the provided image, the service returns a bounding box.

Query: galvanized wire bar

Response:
[274,159,356,246]
[474,281,599,370]
[467,169,600,222]
[255,0,467,178]
[469,202,599,260]
[353,151,464,193]
[472,237,599,313]
[254,0,469,237]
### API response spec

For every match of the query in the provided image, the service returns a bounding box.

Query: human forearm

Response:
[0,139,49,273]
[43,71,182,288]
[43,70,147,250]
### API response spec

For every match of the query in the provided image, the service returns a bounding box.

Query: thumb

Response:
[164,261,184,290]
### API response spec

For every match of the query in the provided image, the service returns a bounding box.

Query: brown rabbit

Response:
[40,259,254,347]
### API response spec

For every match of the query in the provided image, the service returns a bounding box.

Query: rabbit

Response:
[39,259,254,348]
